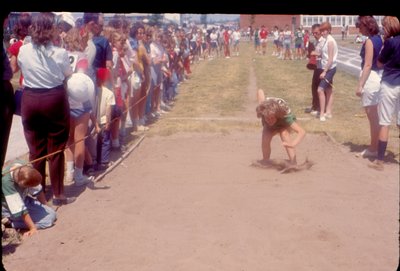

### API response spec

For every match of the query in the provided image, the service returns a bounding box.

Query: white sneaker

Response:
[136,125,149,132]
[356,149,378,158]
[310,110,319,116]
[324,113,333,119]
[74,175,94,186]
[320,116,326,122]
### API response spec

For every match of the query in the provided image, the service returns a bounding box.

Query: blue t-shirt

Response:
[360,34,383,71]
[378,35,400,86]
[92,36,113,69]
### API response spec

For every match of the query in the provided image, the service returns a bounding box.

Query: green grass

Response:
[153,41,398,161]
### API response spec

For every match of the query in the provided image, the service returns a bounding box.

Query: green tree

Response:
[200,14,208,28]
[149,13,164,27]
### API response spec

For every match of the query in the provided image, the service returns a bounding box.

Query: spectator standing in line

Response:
[17,12,75,205]
[282,25,293,60]
[271,26,280,57]
[7,12,31,87]
[259,25,268,56]
[369,16,400,171]
[354,16,383,158]
[254,27,260,54]
[1,47,15,171]
[95,68,116,170]
[341,24,346,40]
[129,22,151,132]
[223,27,231,58]
[232,27,241,56]
[306,24,325,115]
[316,21,338,122]
[63,25,95,186]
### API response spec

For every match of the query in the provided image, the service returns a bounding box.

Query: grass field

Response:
[153,41,399,161]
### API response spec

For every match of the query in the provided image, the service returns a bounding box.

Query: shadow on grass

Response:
[343,141,399,164]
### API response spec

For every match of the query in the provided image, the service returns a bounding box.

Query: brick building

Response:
[240,14,384,35]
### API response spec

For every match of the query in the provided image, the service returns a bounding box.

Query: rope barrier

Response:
[2,89,149,176]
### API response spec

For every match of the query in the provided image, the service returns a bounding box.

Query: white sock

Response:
[66,161,74,174]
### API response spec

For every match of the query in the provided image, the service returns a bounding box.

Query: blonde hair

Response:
[256,98,290,119]
[64,27,89,52]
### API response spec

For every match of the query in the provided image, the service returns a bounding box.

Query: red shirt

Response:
[8,40,24,86]
[259,29,268,39]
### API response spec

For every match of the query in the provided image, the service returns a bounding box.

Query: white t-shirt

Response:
[98,86,116,125]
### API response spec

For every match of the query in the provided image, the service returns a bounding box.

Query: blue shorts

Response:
[318,67,336,90]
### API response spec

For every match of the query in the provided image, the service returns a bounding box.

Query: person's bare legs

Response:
[280,129,296,164]
[325,87,333,116]
[261,129,274,161]
[365,105,379,152]
[73,113,89,171]
[318,87,326,119]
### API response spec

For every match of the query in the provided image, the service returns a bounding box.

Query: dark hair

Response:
[311,23,320,30]
[13,12,32,39]
[83,13,100,25]
[30,12,56,46]
[130,22,145,39]
[357,16,380,36]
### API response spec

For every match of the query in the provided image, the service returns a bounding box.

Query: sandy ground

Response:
[2,128,399,270]
[2,63,399,271]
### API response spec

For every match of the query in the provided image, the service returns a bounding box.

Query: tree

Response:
[200,14,207,28]
[148,13,164,27]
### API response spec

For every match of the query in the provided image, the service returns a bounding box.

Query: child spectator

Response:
[255,89,306,165]
[2,162,57,236]
[95,68,116,170]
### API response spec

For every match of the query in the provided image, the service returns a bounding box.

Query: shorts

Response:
[360,69,382,107]
[318,67,336,90]
[378,81,400,126]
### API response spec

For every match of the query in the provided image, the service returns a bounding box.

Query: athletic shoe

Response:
[356,149,378,158]
[320,116,326,122]
[74,175,94,186]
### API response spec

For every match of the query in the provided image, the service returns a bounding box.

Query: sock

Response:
[66,161,74,174]
[74,167,83,179]
[377,140,387,161]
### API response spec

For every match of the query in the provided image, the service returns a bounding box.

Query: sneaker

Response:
[95,163,109,171]
[304,107,313,113]
[320,116,326,122]
[136,125,149,132]
[310,110,319,116]
[367,160,384,171]
[356,149,378,158]
[74,175,94,186]
[52,196,77,206]
[324,113,333,119]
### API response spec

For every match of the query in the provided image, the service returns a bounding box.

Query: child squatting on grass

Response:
[256,89,306,166]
